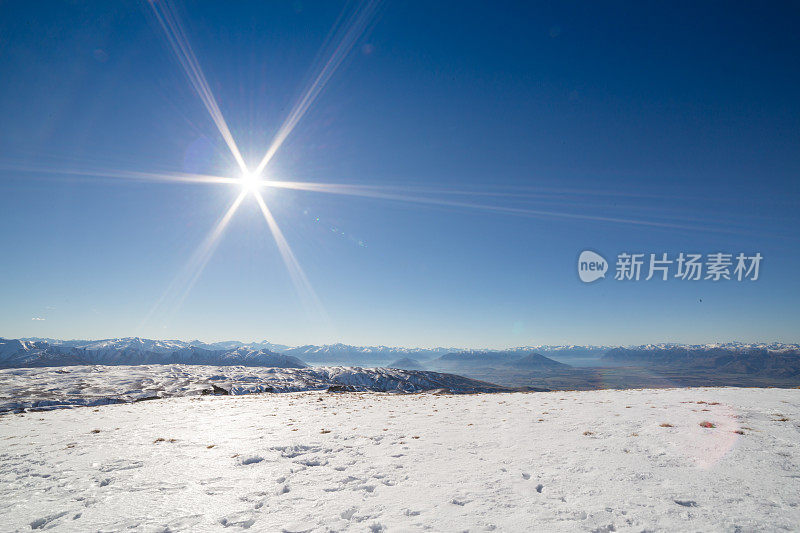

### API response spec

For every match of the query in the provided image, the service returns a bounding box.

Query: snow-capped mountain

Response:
[191,340,293,353]
[0,338,304,369]
[7,338,461,367]
[216,347,306,368]
[605,342,800,353]
[0,338,88,367]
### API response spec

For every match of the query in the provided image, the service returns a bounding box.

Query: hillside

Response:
[387,357,425,370]
[0,364,512,413]
[432,350,569,370]
[511,353,571,369]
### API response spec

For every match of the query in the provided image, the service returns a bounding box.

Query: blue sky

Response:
[1,1,798,347]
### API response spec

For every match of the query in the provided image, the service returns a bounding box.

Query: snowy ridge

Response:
[0,364,511,413]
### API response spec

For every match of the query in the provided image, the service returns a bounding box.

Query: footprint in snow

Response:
[272,444,319,458]
[239,455,263,465]
[281,520,315,532]
[219,512,256,529]
[30,511,68,530]
[98,459,144,472]
[295,457,328,467]
[239,491,267,503]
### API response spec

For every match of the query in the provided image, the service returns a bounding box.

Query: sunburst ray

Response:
[262,180,758,235]
[1,163,237,186]
[149,0,248,173]
[139,191,247,330]
[253,190,327,321]
[253,1,380,175]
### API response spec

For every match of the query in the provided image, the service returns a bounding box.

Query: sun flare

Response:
[239,171,263,194]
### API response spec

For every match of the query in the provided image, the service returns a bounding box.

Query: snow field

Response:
[0,387,798,532]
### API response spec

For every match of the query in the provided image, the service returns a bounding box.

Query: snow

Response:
[1,387,798,531]
[0,364,508,413]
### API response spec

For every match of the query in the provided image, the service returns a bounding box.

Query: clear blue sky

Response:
[1,1,798,347]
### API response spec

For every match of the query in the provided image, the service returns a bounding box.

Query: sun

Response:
[239,171,263,194]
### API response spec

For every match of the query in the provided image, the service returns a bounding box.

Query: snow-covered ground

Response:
[1,387,798,531]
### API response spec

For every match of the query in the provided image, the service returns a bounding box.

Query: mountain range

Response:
[602,346,800,377]
[2,337,799,375]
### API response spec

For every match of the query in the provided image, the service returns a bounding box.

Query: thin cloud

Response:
[31,317,45,321]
